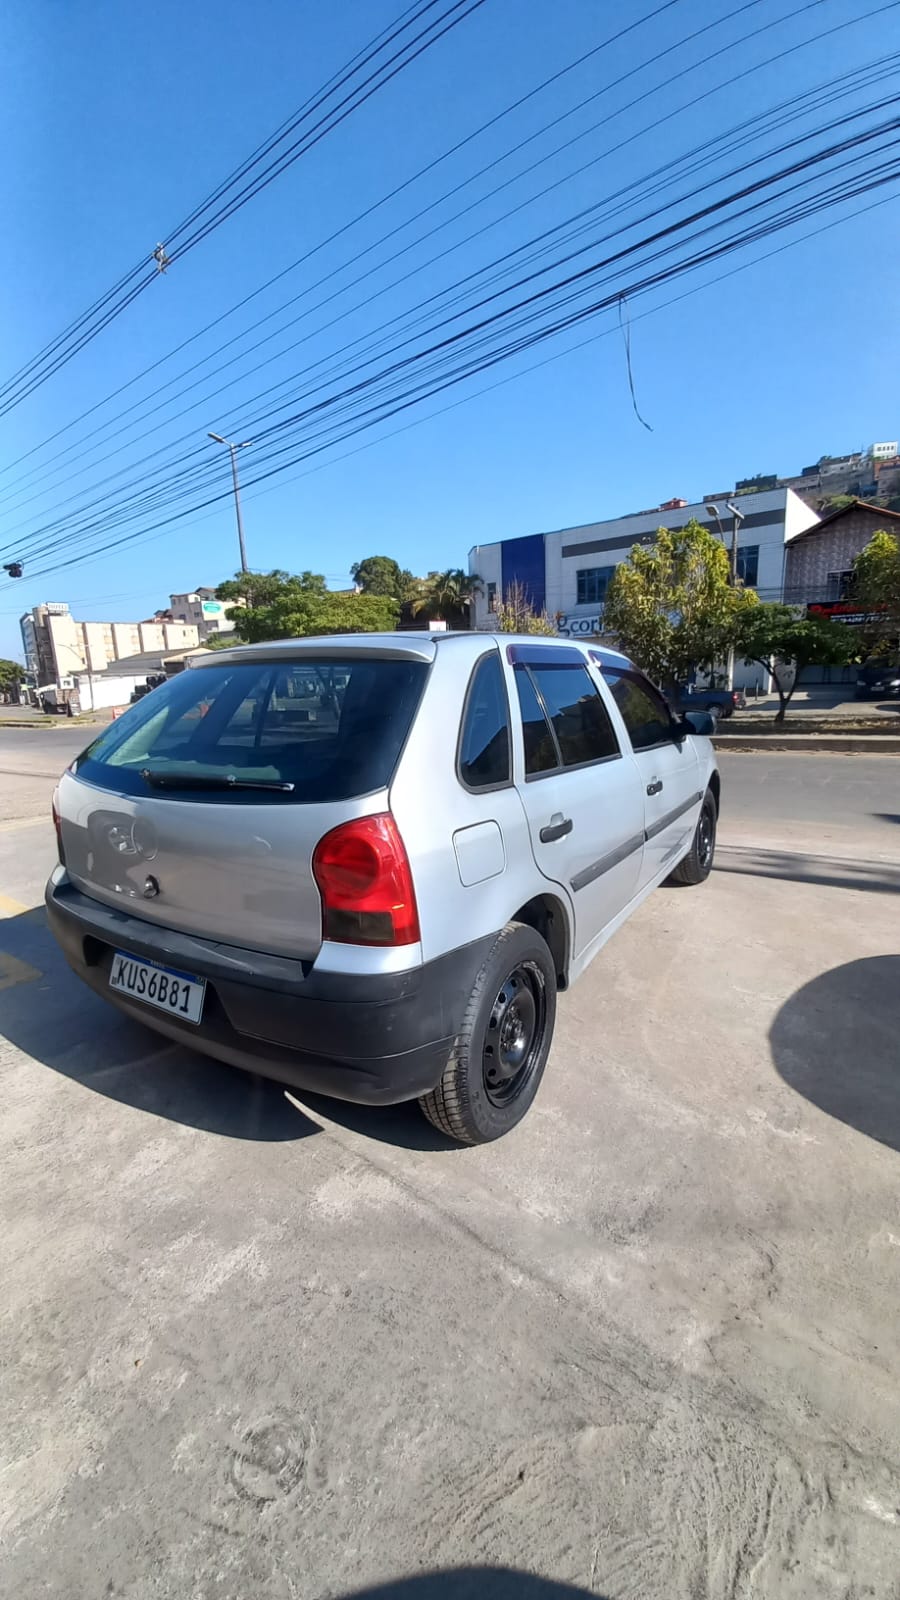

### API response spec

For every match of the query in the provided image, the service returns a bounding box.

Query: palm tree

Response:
[410,569,482,623]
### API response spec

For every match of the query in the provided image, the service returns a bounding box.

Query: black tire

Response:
[419,921,557,1145]
[667,789,717,886]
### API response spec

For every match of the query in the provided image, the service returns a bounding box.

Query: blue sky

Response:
[1,0,898,660]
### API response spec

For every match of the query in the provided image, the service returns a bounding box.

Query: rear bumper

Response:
[46,874,496,1106]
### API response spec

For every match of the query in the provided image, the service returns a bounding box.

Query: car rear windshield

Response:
[74,658,428,803]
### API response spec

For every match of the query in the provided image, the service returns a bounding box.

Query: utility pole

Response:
[208,432,252,572]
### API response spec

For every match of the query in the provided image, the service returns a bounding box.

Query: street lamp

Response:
[208,432,252,572]
[705,502,725,539]
[725,500,745,585]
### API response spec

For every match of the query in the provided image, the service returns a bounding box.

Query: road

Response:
[1,730,899,1599]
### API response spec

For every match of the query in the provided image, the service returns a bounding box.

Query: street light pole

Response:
[706,500,745,693]
[208,432,252,572]
[725,500,745,586]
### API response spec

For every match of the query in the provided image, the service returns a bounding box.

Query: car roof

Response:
[190,631,636,671]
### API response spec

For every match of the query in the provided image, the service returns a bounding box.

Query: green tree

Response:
[216,569,398,643]
[734,603,855,723]
[350,555,414,600]
[494,580,557,635]
[410,568,481,623]
[602,520,755,688]
[0,658,24,701]
[852,529,900,660]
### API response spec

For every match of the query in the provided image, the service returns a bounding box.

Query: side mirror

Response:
[682,709,716,737]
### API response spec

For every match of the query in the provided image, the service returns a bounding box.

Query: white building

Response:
[19,601,200,706]
[469,488,819,689]
[169,587,236,639]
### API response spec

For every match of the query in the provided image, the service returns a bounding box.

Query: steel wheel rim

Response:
[482,961,546,1108]
[697,807,714,869]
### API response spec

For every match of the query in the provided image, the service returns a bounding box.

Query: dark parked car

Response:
[676,684,746,719]
[855,660,900,699]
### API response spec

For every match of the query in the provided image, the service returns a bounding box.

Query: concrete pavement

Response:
[1,732,899,1598]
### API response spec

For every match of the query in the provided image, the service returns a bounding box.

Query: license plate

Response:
[109,952,206,1024]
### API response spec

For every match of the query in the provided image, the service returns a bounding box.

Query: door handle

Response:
[646,780,663,796]
[540,815,573,843]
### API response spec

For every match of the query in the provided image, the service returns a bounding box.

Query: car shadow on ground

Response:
[0,907,319,1142]
[342,1573,601,1598]
[769,955,900,1153]
[872,812,900,825]
[715,844,900,896]
[0,907,456,1151]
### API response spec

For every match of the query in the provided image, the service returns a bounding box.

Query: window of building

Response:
[602,669,673,752]
[458,653,511,789]
[486,581,497,611]
[736,545,759,587]
[576,566,616,606]
[514,661,620,774]
[825,569,854,601]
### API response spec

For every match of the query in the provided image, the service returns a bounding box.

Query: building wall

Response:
[162,622,201,650]
[785,507,900,599]
[170,588,236,638]
[468,490,820,690]
[82,621,115,672]
[139,622,166,652]
[47,613,88,679]
[471,489,817,630]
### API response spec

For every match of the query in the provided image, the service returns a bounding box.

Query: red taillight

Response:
[312,813,420,946]
[52,788,65,865]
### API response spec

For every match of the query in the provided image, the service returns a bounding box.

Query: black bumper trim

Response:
[46,877,497,1106]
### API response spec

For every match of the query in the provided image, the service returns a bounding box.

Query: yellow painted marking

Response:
[0,892,30,919]
[0,951,41,991]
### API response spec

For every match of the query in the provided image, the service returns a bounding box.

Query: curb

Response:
[714,734,900,754]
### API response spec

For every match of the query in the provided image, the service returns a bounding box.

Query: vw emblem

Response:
[143,875,161,899]
[106,818,158,860]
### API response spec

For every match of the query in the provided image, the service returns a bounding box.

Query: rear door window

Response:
[75,658,427,802]
[513,661,620,777]
[513,666,559,776]
[527,662,620,766]
[458,653,511,789]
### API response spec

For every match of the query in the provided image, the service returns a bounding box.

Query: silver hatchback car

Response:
[47,633,719,1143]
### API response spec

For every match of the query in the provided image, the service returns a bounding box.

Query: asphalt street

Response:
[2,730,899,1599]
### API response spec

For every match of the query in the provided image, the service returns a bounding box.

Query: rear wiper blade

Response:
[140,769,294,792]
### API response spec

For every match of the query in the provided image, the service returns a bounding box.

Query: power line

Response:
[0,0,489,417]
[4,0,883,525]
[15,182,895,596]
[8,83,896,558]
[8,116,897,581]
[0,0,688,487]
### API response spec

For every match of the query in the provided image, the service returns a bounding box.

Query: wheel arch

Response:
[708,769,721,816]
[510,892,571,991]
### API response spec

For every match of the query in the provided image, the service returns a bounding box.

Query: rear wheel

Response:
[667,790,717,886]
[419,921,557,1145]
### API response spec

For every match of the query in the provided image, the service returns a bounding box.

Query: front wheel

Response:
[419,922,557,1144]
[667,790,717,886]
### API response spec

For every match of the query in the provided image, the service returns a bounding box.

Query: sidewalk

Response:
[735,688,900,719]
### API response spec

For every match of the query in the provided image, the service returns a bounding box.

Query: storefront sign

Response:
[557,613,601,637]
